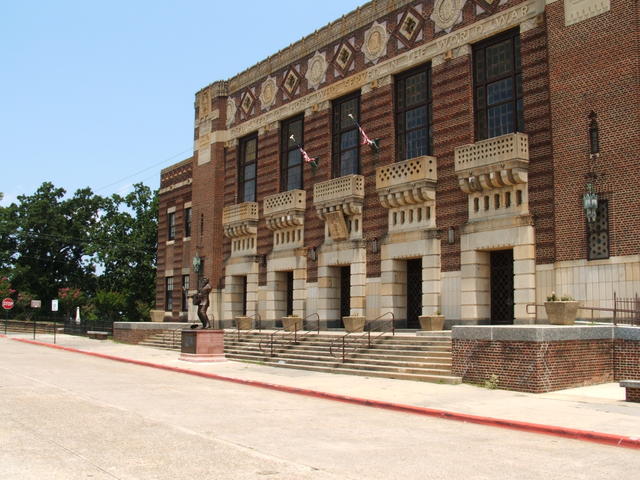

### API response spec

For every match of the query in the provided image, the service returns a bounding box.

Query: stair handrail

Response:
[329,312,395,362]
[236,312,262,341]
[258,312,320,356]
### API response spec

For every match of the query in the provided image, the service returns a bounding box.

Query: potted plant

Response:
[235,316,252,330]
[544,292,580,325]
[281,315,302,332]
[342,316,366,333]
[419,310,445,331]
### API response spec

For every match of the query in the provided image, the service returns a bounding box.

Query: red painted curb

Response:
[5,336,640,450]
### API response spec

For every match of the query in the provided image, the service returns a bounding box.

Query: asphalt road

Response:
[1,339,639,480]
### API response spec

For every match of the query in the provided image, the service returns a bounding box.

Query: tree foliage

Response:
[0,182,157,322]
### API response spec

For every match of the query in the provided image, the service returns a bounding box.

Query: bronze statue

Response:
[188,277,212,329]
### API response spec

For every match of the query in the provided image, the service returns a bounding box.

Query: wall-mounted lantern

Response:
[370,237,379,254]
[307,246,317,262]
[447,226,456,245]
[583,183,598,224]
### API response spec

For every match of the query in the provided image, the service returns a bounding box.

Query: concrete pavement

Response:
[2,332,639,446]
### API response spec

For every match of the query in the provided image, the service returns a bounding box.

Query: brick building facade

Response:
[157,0,640,328]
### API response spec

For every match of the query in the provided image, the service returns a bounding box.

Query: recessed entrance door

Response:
[406,259,422,329]
[339,266,351,327]
[241,276,247,316]
[285,271,294,317]
[490,250,514,325]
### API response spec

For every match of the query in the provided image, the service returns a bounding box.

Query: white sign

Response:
[51,299,59,312]
[30,299,41,308]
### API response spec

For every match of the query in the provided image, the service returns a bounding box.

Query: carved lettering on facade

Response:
[564,0,610,26]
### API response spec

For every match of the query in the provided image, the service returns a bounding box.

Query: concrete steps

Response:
[135,329,461,384]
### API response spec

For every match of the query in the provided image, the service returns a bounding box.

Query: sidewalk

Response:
[3,332,639,445]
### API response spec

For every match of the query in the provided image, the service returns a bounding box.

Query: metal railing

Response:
[329,312,395,362]
[526,292,640,326]
[258,312,321,357]
[2,317,62,343]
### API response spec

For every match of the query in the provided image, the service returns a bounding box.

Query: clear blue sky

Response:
[0,0,365,206]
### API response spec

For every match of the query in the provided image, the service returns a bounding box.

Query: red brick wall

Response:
[546,0,640,261]
[157,160,192,317]
[452,339,613,393]
[627,387,640,403]
[614,339,640,381]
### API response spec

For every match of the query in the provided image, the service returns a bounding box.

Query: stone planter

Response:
[544,301,580,325]
[282,315,302,332]
[343,316,366,333]
[419,315,445,331]
[235,316,252,330]
[150,309,165,323]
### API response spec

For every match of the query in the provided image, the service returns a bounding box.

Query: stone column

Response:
[293,267,307,318]
[514,240,536,324]
[380,257,405,323]
[422,238,442,315]
[349,248,367,317]
[460,248,490,324]
[317,265,339,326]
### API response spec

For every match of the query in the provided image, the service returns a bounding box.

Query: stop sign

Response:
[2,298,14,310]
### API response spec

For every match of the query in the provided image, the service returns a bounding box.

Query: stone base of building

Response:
[179,329,226,362]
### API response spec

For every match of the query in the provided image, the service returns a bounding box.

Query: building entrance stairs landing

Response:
[137,330,461,385]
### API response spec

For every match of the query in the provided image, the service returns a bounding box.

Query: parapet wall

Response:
[452,325,640,393]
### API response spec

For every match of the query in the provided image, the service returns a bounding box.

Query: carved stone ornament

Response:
[324,211,349,241]
[259,76,277,110]
[305,51,328,90]
[226,98,237,128]
[197,89,210,120]
[362,21,389,64]
[431,0,467,31]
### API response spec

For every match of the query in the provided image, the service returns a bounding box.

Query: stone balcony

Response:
[313,174,364,242]
[454,133,529,193]
[313,174,364,216]
[263,189,306,231]
[222,202,259,238]
[375,156,437,207]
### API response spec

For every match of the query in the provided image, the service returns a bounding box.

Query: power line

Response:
[94,147,192,193]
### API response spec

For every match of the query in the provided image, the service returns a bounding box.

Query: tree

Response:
[90,183,157,321]
[7,183,104,302]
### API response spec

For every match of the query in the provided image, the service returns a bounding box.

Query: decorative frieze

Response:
[223,1,540,137]
[362,21,389,64]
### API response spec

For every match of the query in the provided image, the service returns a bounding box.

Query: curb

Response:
[4,335,640,450]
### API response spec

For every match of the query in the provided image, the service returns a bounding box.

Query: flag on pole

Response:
[290,135,318,170]
[348,114,379,152]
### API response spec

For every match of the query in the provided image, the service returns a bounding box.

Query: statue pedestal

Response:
[180,329,226,362]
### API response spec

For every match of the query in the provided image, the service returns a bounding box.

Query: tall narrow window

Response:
[396,64,432,160]
[238,134,258,202]
[167,212,176,240]
[588,200,609,260]
[332,92,360,177]
[473,29,523,140]
[181,275,189,312]
[165,277,174,311]
[184,207,192,237]
[281,116,304,191]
